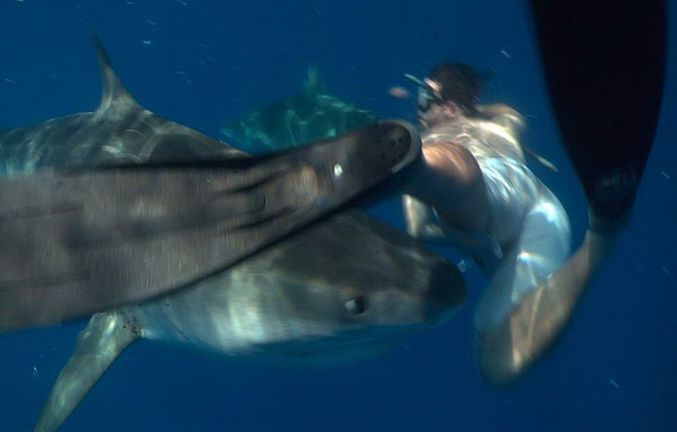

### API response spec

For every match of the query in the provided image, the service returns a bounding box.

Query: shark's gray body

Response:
[2,43,465,431]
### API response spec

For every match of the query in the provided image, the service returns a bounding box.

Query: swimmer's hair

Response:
[428,63,485,117]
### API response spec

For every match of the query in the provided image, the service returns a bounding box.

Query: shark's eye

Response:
[344,297,367,316]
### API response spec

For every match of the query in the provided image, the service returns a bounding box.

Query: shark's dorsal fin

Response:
[93,37,143,114]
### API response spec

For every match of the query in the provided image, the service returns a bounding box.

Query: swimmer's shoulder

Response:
[468,105,525,162]
[476,104,525,136]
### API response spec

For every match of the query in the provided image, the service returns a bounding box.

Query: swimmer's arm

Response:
[404,140,491,233]
[402,195,447,242]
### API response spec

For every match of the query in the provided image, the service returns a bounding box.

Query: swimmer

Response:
[402,63,574,384]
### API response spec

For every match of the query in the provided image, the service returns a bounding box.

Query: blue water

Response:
[1,1,675,430]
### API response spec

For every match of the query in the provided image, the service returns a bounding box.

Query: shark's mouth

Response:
[290,338,394,358]
[259,329,421,367]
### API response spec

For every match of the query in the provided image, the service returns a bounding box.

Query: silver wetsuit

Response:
[415,112,571,332]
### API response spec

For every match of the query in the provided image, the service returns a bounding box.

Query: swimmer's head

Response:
[416,63,485,121]
[428,63,483,111]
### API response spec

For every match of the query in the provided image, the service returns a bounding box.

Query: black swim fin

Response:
[531,0,666,222]
[0,120,420,332]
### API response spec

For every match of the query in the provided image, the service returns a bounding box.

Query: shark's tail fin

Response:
[35,311,140,432]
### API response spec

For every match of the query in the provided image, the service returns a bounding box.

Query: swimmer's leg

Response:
[473,0,666,386]
[474,188,573,385]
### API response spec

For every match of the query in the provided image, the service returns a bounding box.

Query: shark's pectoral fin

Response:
[35,311,140,432]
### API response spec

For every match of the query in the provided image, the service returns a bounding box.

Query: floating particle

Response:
[32,366,39,378]
[457,260,467,273]
[312,4,328,16]
[388,86,411,99]
[3,78,16,85]
[145,19,157,26]
[500,49,512,59]
[176,0,188,6]
[662,266,673,275]
[141,40,152,45]
[608,378,620,389]
[661,171,671,180]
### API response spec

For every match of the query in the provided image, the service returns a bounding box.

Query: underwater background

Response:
[0,0,675,430]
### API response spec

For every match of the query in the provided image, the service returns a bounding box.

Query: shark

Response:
[35,209,465,431]
[0,39,421,330]
[0,41,466,430]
